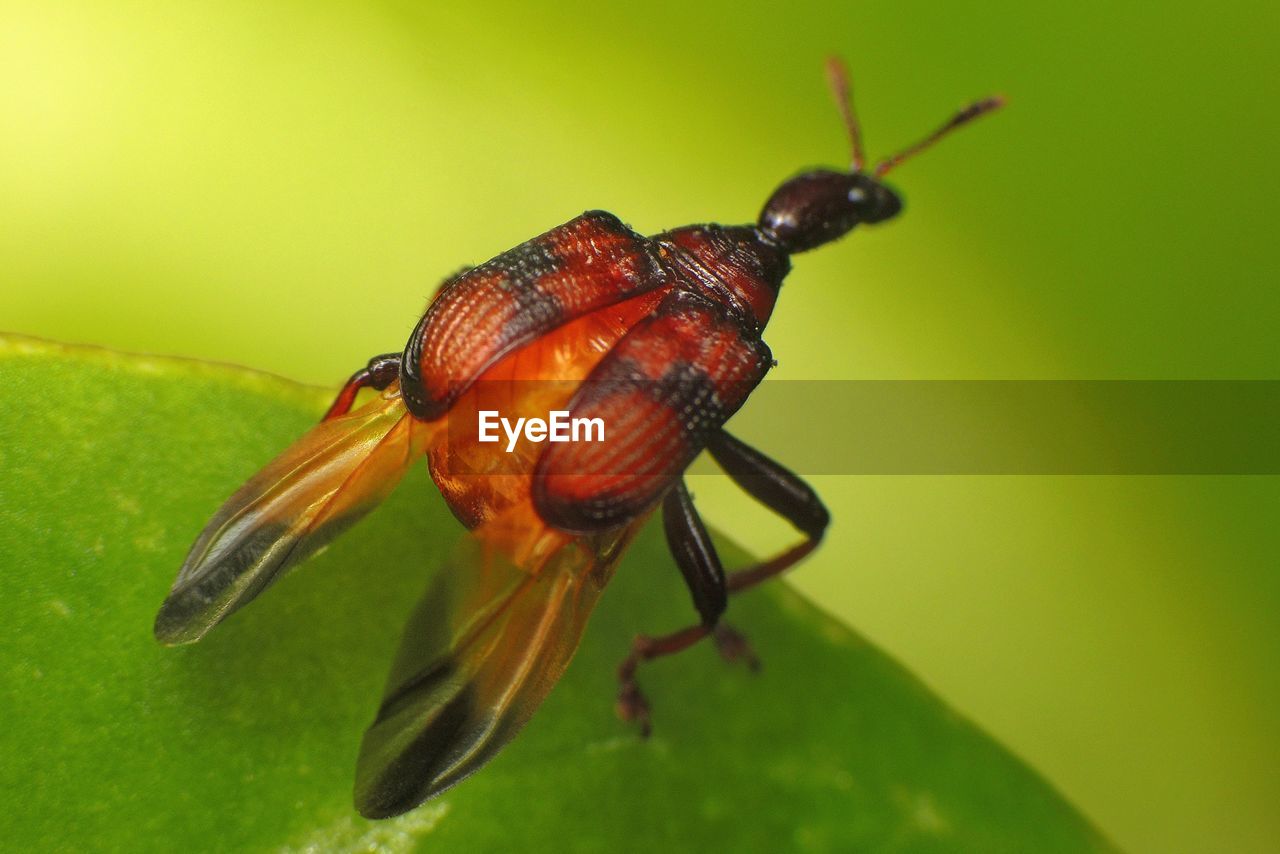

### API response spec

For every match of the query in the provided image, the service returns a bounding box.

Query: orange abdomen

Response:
[426,288,669,564]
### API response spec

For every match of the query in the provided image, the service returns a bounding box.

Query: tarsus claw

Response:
[714,624,761,672]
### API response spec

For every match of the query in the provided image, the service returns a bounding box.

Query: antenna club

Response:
[960,94,1007,121]
[873,91,1007,177]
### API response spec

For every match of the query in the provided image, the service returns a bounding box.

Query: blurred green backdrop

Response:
[1,1,1277,852]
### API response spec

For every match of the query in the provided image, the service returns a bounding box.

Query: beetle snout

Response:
[859,181,902,224]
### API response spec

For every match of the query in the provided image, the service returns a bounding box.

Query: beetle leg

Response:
[710,623,761,671]
[704,430,830,671]
[616,625,704,737]
[322,353,402,421]
[616,432,828,735]
[616,621,764,735]
[616,482,732,735]
[707,429,830,594]
[663,480,728,628]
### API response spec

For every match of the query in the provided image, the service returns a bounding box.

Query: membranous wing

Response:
[354,519,639,818]
[155,386,432,644]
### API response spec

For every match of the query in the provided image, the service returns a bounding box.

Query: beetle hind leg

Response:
[616,483,725,736]
[616,625,700,737]
[617,622,757,737]
[615,431,829,736]
[711,623,760,671]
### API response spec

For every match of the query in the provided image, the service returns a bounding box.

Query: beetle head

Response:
[756,57,1002,255]
[758,170,901,253]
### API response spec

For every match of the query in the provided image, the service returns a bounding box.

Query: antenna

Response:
[874,95,1006,177]
[825,56,866,172]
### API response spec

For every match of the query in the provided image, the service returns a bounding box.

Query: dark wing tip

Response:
[355,780,425,821]
[152,588,214,646]
[152,520,295,646]
[151,556,253,645]
[354,681,477,819]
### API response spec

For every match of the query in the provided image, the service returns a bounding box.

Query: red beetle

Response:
[155,59,1002,818]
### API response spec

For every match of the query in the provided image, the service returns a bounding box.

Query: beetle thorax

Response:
[653,224,791,330]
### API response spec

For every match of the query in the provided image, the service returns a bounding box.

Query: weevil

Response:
[155,58,1002,818]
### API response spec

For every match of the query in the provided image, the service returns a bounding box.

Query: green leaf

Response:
[0,334,1112,853]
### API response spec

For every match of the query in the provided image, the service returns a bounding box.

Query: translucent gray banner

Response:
[442,381,1280,475]
[710,380,1280,474]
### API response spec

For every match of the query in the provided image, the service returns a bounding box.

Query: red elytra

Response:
[154,58,1003,819]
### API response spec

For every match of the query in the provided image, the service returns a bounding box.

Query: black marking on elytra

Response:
[666,361,726,442]
[494,276,565,345]
[530,358,727,533]
[399,230,569,420]
[491,231,564,283]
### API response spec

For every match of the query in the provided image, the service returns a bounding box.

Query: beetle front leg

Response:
[321,353,402,421]
[664,480,728,628]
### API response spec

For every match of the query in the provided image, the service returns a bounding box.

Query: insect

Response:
[154,58,1002,819]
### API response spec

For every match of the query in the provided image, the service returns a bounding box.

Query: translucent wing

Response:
[354,518,640,818]
[154,384,434,645]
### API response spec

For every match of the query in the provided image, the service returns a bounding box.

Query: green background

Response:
[1,1,1276,851]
